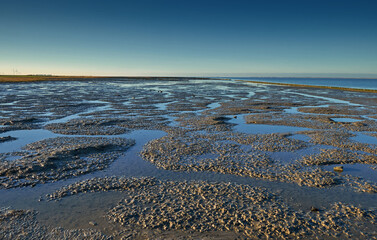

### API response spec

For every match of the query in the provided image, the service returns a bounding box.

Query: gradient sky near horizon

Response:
[1,0,377,77]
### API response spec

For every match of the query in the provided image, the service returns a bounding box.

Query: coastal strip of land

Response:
[236,79,377,93]
[0,75,213,83]
[2,75,376,94]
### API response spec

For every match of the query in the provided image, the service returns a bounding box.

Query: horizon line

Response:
[2,74,377,80]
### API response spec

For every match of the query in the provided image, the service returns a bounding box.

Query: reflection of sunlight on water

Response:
[323,164,377,183]
[0,101,19,106]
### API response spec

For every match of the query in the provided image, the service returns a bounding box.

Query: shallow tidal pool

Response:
[1,78,377,239]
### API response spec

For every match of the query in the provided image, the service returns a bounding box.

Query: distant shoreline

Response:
[0,75,214,83]
[1,75,377,93]
[236,79,377,93]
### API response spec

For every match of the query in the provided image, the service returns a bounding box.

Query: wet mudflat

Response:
[0,78,376,239]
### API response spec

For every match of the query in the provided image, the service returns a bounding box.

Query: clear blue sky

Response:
[1,0,377,77]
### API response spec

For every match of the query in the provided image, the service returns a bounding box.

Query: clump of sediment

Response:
[47,177,377,239]
[0,208,47,239]
[0,136,17,143]
[368,133,377,138]
[45,118,129,135]
[176,115,234,132]
[140,130,340,188]
[298,148,377,193]
[0,117,40,133]
[244,112,377,132]
[0,137,135,189]
[297,106,373,115]
[301,149,377,166]
[300,130,377,154]
[0,207,110,240]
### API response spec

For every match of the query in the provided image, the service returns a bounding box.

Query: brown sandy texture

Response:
[298,148,377,193]
[47,177,377,239]
[0,208,111,240]
[0,209,48,239]
[300,130,377,154]
[140,130,341,188]
[297,106,369,115]
[45,118,130,135]
[301,149,377,166]
[176,115,235,132]
[0,137,135,189]
[244,112,377,132]
[369,133,377,138]
[0,117,40,133]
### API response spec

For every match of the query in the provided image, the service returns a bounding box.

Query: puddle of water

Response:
[233,123,309,134]
[39,112,55,117]
[228,114,309,134]
[44,104,113,125]
[0,102,18,106]
[110,81,181,88]
[246,92,256,98]
[284,107,299,114]
[83,100,109,104]
[2,78,377,236]
[155,102,172,111]
[0,129,61,153]
[289,92,360,106]
[197,102,221,114]
[269,152,300,165]
[284,105,329,114]
[351,133,377,145]
[0,129,168,209]
[0,126,160,154]
[4,155,23,161]
[206,102,221,109]
[323,164,377,182]
[289,134,311,142]
[331,118,362,123]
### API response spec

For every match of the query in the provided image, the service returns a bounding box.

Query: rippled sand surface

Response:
[1,78,376,239]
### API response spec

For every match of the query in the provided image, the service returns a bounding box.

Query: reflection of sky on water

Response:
[331,118,362,123]
[351,133,377,145]
[284,105,329,114]
[1,78,377,229]
[323,164,377,183]
[0,129,61,153]
[288,92,360,106]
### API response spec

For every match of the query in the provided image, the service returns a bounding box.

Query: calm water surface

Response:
[231,77,377,90]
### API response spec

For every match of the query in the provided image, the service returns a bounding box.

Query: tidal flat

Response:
[0,78,376,239]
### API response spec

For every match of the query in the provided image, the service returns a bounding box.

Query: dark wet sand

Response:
[0,78,376,239]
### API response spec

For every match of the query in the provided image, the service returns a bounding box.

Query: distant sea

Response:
[230,77,377,90]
